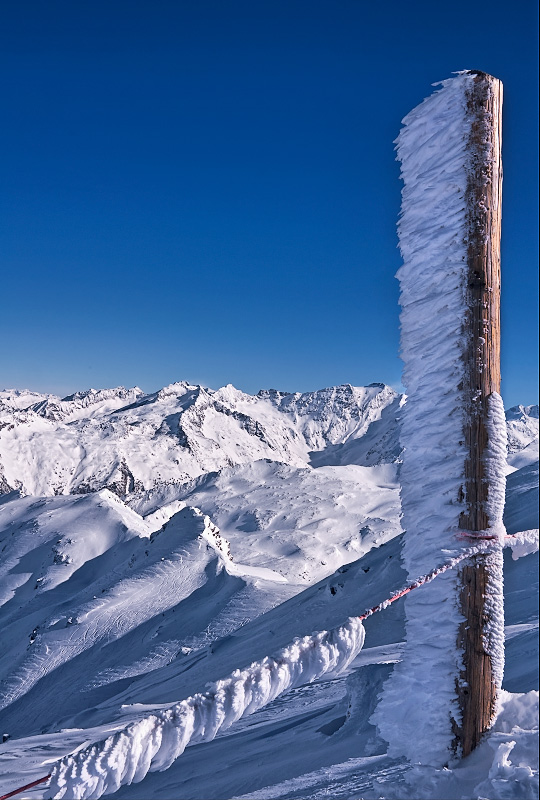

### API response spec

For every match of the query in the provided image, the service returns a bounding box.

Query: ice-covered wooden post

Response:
[373,71,507,765]
[455,71,503,756]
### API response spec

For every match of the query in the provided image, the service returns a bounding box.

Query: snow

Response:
[478,393,509,690]
[381,690,539,800]
[506,405,539,470]
[504,462,539,534]
[0,506,225,713]
[482,548,505,690]
[0,382,400,498]
[233,690,538,800]
[1,379,533,504]
[373,73,473,766]
[507,529,539,561]
[0,379,537,800]
[373,73,510,766]
[46,618,365,799]
[0,389,53,410]
[29,387,145,423]
[131,459,402,585]
[484,393,509,542]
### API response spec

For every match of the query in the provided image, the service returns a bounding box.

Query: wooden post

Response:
[453,71,503,757]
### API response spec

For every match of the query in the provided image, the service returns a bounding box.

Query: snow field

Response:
[0,380,537,799]
[0,507,222,714]
[132,459,402,585]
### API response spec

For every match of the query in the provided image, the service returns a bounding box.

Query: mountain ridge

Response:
[0,382,402,498]
[1,382,537,501]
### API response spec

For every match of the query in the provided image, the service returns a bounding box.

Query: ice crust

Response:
[484,393,509,543]
[507,529,539,561]
[46,618,365,799]
[481,393,508,689]
[374,73,507,766]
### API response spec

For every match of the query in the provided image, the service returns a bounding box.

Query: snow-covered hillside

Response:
[506,404,540,470]
[0,382,537,799]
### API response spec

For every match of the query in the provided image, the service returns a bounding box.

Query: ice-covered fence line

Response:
[45,619,365,799]
[8,532,533,800]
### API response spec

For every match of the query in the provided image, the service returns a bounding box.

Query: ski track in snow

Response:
[0,509,212,712]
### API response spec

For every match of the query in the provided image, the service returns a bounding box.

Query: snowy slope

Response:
[0,493,536,800]
[0,381,537,799]
[0,500,296,740]
[506,404,539,470]
[0,389,54,410]
[130,460,401,585]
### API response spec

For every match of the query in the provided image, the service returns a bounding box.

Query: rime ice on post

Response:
[373,72,505,764]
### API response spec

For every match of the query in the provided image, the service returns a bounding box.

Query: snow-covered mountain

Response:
[1,381,536,500]
[0,381,537,799]
[506,403,539,469]
[131,459,401,585]
[0,382,401,497]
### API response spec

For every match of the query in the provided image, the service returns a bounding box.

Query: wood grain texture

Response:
[452,71,503,758]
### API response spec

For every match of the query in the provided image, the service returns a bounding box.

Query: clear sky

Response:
[1,0,538,408]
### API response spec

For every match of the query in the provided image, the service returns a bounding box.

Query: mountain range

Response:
[0,382,537,799]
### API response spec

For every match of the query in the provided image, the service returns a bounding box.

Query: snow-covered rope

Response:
[0,775,51,800]
[358,540,497,621]
[45,619,365,799]
[6,533,531,800]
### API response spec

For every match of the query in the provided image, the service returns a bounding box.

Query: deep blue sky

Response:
[1,0,538,407]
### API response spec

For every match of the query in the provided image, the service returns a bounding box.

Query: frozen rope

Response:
[357,540,497,621]
[45,618,365,799]
[8,535,522,800]
[456,531,501,541]
[0,775,51,800]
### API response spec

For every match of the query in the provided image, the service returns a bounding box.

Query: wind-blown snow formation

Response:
[506,529,539,561]
[480,393,509,688]
[46,619,365,799]
[485,393,509,540]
